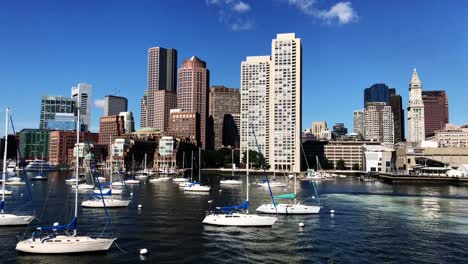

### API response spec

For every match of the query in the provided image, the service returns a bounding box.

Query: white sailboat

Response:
[179,151,194,188]
[30,154,48,181]
[220,149,241,186]
[135,153,149,179]
[184,147,210,192]
[256,170,287,187]
[173,152,188,183]
[0,108,34,226]
[202,122,277,227]
[16,108,116,253]
[124,154,140,184]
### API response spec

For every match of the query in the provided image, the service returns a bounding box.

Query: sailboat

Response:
[179,151,195,188]
[135,153,149,179]
[256,170,287,188]
[92,159,122,195]
[30,153,48,181]
[16,108,116,253]
[0,108,34,226]
[202,123,277,226]
[184,147,210,192]
[220,148,241,186]
[124,154,140,184]
[173,152,188,183]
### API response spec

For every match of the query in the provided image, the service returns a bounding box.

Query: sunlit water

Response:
[0,171,467,263]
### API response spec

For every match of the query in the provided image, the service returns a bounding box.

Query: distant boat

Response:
[184,148,211,193]
[25,159,56,172]
[220,149,241,186]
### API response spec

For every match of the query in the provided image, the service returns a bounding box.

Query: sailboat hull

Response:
[149,177,172,182]
[256,203,321,214]
[81,198,130,208]
[202,213,277,227]
[173,178,188,183]
[220,180,242,185]
[16,236,115,254]
[184,185,211,192]
[0,214,34,226]
[124,180,140,184]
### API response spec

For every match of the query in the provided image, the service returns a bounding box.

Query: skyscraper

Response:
[270,33,302,172]
[71,83,92,132]
[98,115,125,145]
[177,56,209,149]
[364,83,391,107]
[407,69,425,145]
[119,112,135,133]
[422,90,449,136]
[209,86,240,149]
[332,123,348,139]
[353,110,365,137]
[140,90,148,128]
[153,90,177,131]
[240,56,271,165]
[104,95,128,116]
[144,47,178,128]
[364,102,394,144]
[389,88,405,142]
[39,95,76,129]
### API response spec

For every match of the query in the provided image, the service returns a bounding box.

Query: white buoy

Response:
[130,192,133,196]
[219,190,222,193]
[20,193,23,197]
[139,248,148,255]
[330,209,335,214]
[138,204,142,209]
[298,222,304,227]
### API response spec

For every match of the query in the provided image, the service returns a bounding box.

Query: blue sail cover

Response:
[93,189,111,197]
[218,201,249,213]
[38,217,77,232]
[0,201,4,210]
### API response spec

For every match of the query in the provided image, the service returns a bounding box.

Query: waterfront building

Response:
[324,140,380,170]
[45,113,77,131]
[209,86,240,149]
[71,83,92,132]
[119,112,135,133]
[98,115,126,145]
[422,90,449,137]
[168,109,200,146]
[363,145,395,173]
[39,95,76,129]
[433,124,468,147]
[353,110,365,137]
[364,83,391,107]
[104,95,128,116]
[389,88,405,142]
[407,69,425,146]
[177,56,209,149]
[240,55,271,164]
[153,90,177,131]
[140,90,148,128]
[144,47,178,128]
[18,129,51,160]
[49,131,98,165]
[364,102,394,144]
[332,123,348,139]
[405,147,468,171]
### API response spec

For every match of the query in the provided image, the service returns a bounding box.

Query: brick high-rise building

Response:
[153,90,177,131]
[49,131,98,165]
[143,47,177,129]
[209,86,240,149]
[98,115,125,145]
[422,90,449,136]
[177,56,209,149]
[168,109,200,146]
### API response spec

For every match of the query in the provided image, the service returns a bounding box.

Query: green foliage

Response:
[321,158,334,170]
[201,148,239,168]
[336,159,347,170]
[352,163,360,171]
[242,150,270,169]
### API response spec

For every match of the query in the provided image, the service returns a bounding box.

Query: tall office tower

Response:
[270,33,302,172]
[422,90,449,136]
[39,96,76,129]
[104,95,128,116]
[119,112,135,133]
[353,110,365,137]
[145,47,178,128]
[311,122,327,137]
[209,86,240,149]
[153,90,177,131]
[389,88,405,142]
[240,56,271,164]
[407,69,425,146]
[177,56,209,149]
[364,102,394,144]
[98,115,125,145]
[168,109,200,145]
[332,123,348,139]
[71,83,92,132]
[364,83,391,107]
[140,90,148,128]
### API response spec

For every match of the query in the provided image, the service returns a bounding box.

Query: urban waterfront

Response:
[0,172,467,263]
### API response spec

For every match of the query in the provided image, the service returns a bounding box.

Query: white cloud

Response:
[206,0,254,31]
[94,99,105,109]
[232,1,251,13]
[286,0,358,24]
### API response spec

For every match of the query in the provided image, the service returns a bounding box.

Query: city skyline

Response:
[1,1,467,132]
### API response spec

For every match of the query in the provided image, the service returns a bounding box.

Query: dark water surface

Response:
[0,171,467,263]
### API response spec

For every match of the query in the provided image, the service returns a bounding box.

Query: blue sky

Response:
[1,0,467,133]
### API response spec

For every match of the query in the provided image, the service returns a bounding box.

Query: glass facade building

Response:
[364,83,391,107]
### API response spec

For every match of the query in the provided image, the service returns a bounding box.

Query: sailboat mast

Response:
[198,147,201,182]
[74,107,80,236]
[182,151,185,169]
[2,108,9,213]
[110,135,113,190]
[294,171,297,204]
[231,148,234,177]
[191,150,193,181]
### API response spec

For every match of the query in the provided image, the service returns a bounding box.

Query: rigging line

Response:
[114,241,128,254]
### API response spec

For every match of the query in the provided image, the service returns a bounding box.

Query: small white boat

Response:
[82,198,130,208]
[6,161,16,172]
[93,188,122,195]
[256,181,286,188]
[288,174,295,180]
[202,213,277,227]
[184,184,211,192]
[179,181,192,188]
[7,177,21,182]
[134,174,148,180]
[0,214,35,226]
[111,181,124,187]
[5,180,25,186]
[220,179,242,185]
[2,190,13,195]
[72,184,95,190]
[256,203,321,214]
[30,174,48,181]
[124,179,140,184]
[149,177,172,183]
[16,235,115,254]
[173,177,188,183]
[338,175,347,178]
[97,176,106,182]
[65,178,85,184]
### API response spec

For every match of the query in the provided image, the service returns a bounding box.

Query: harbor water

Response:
[0,171,467,263]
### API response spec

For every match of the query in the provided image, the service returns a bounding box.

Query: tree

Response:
[336,159,347,170]
[352,163,360,171]
[321,158,334,170]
